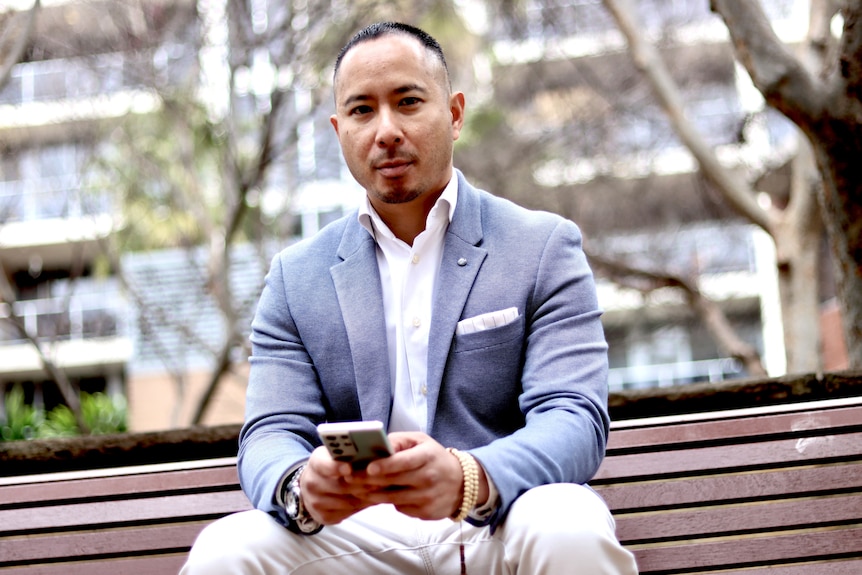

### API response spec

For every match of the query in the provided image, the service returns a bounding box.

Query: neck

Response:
[372,190,443,246]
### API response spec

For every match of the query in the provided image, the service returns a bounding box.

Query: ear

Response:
[330,114,339,136]
[450,92,465,141]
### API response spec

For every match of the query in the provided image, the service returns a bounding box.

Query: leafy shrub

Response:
[1,385,44,441]
[1,386,127,440]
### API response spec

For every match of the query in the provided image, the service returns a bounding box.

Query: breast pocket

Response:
[452,312,525,354]
[446,314,526,430]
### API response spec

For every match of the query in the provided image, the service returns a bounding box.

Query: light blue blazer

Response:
[239,170,610,531]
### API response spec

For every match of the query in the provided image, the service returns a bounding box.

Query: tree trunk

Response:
[709,0,862,368]
[776,135,823,373]
[812,127,862,367]
[603,0,825,373]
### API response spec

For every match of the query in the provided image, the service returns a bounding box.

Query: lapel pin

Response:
[457,258,468,266]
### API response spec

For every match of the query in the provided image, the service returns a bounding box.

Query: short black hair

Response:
[333,22,450,88]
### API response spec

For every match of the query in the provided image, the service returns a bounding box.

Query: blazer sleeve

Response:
[237,253,328,528]
[467,218,610,531]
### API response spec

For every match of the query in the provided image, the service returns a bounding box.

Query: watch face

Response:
[286,493,299,518]
[285,477,301,519]
[284,485,299,519]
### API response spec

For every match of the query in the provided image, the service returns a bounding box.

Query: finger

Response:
[308,446,353,478]
[387,431,429,452]
[366,441,434,476]
[309,495,370,525]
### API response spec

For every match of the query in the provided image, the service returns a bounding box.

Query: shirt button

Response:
[412,317,422,328]
[411,254,420,264]
[421,385,428,396]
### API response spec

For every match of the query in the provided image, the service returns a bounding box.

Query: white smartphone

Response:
[317,420,394,469]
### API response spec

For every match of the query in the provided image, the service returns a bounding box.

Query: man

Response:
[182,22,638,574]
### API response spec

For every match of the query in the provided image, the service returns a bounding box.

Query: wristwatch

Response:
[283,465,323,534]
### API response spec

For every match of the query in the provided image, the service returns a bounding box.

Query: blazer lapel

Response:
[425,172,487,428]
[330,221,392,426]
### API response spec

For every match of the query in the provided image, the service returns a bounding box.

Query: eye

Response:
[400,97,422,107]
[350,105,373,116]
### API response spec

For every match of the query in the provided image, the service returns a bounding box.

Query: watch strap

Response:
[283,465,323,535]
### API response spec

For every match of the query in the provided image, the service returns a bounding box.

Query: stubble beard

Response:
[371,183,423,205]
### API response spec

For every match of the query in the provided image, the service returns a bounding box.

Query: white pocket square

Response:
[456,307,520,335]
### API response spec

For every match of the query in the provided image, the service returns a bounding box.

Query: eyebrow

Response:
[340,83,429,108]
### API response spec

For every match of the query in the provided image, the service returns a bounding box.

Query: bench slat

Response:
[0,466,240,507]
[615,492,862,543]
[0,490,251,534]
[0,522,207,565]
[595,461,862,511]
[594,431,862,481]
[633,525,862,573]
[0,553,186,575]
[608,404,862,451]
[706,558,862,575]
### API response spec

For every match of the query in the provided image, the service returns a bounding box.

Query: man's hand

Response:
[300,446,376,525]
[300,432,490,524]
[357,432,464,520]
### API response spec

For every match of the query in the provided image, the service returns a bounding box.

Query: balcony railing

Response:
[0,278,126,345]
[0,179,112,223]
[608,357,744,391]
[0,53,129,106]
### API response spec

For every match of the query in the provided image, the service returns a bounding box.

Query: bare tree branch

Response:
[0,261,89,434]
[0,0,40,92]
[709,0,828,126]
[839,1,862,101]
[588,251,767,377]
[603,0,778,235]
[603,0,833,372]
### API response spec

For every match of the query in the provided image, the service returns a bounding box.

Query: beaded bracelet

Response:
[447,447,479,522]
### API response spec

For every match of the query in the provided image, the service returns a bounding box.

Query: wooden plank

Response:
[610,396,862,430]
[0,490,251,534]
[0,522,208,565]
[0,457,238,487]
[0,465,240,507]
[0,553,186,575]
[615,493,862,543]
[706,558,862,574]
[594,431,862,481]
[633,526,862,573]
[608,405,862,451]
[595,461,862,511]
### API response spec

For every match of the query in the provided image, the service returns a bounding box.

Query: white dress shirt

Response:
[357,175,499,518]
[358,176,457,433]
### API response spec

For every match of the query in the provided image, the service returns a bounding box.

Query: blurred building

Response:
[0,0,364,430]
[473,0,841,390]
[0,0,845,433]
[0,0,200,420]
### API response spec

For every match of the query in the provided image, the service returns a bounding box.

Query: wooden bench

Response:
[1,397,860,574]
[0,458,252,574]
[593,397,862,574]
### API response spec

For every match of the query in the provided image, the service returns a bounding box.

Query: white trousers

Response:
[181,483,638,574]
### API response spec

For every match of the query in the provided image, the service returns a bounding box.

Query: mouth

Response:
[375,160,412,178]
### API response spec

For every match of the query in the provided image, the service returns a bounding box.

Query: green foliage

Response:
[1,385,44,441]
[89,96,225,252]
[0,387,127,441]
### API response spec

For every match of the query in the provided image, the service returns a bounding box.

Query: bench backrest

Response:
[1,398,861,574]
[592,398,862,574]
[0,458,251,574]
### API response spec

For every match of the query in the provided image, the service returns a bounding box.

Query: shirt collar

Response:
[358,173,458,239]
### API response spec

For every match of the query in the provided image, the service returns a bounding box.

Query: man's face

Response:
[330,34,465,209]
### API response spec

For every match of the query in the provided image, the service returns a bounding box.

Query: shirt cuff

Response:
[468,460,499,520]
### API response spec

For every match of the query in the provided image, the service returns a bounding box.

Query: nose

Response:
[376,107,403,147]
